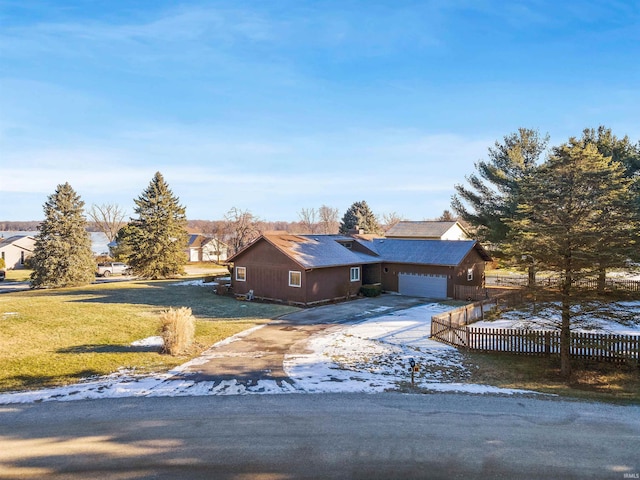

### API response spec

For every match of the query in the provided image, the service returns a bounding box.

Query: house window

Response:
[20,251,25,265]
[235,266,246,282]
[289,271,301,288]
[467,268,474,281]
[350,267,360,282]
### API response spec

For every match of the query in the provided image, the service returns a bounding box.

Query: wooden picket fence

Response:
[431,317,640,364]
[485,274,640,292]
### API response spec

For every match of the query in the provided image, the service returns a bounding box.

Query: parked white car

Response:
[96,262,131,277]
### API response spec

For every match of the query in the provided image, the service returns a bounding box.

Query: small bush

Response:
[160,307,195,355]
[360,284,382,297]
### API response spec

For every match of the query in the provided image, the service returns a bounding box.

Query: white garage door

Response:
[398,273,448,299]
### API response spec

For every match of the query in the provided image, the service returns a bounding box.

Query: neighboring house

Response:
[226,233,491,306]
[385,221,470,240]
[0,235,36,269]
[187,234,228,263]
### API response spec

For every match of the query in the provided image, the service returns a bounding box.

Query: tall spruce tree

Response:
[506,139,639,377]
[30,183,95,288]
[339,200,380,234]
[451,128,549,246]
[126,172,188,279]
[578,126,640,271]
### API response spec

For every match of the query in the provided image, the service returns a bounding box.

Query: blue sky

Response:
[1,1,639,223]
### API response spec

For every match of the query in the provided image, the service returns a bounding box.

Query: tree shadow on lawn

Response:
[43,280,299,320]
[57,344,162,354]
[5,370,104,391]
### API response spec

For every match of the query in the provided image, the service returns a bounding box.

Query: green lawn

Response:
[2,269,32,282]
[462,352,640,404]
[0,280,299,392]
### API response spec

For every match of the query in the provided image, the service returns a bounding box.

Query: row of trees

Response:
[28,171,418,287]
[31,172,189,287]
[452,126,640,376]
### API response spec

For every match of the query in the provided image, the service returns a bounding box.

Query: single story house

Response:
[0,235,36,269]
[187,234,228,263]
[226,232,491,306]
[385,221,470,240]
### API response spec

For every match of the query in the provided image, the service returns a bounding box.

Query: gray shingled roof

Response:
[0,235,36,250]
[361,238,484,266]
[268,235,380,269]
[385,221,462,238]
[247,234,486,269]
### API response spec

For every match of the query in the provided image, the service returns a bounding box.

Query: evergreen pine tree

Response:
[451,128,548,246]
[507,139,639,377]
[578,126,640,268]
[339,201,380,234]
[30,183,95,288]
[126,172,188,279]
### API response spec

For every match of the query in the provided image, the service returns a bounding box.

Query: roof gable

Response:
[385,221,469,239]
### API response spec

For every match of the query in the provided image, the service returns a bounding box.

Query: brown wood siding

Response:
[231,239,307,303]
[231,238,362,305]
[362,264,381,285]
[305,266,362,305]
[454,249,486,287]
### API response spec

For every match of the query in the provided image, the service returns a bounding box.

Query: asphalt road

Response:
[1,393,638,480]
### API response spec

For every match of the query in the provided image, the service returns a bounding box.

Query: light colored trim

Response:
[235,266,246,281]
[350,266,360,282]
[289,271,301,287]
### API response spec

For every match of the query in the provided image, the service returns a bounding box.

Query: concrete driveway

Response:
[175,295,428,386]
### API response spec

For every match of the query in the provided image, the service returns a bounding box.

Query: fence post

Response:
[545,331,551,356]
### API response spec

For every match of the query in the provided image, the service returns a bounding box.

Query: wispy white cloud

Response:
[1,125,489,220]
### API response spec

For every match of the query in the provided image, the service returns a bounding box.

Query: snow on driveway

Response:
[0,303,535,404]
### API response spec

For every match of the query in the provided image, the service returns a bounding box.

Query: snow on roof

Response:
[265,234,380,269]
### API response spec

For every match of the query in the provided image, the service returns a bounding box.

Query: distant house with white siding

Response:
[187,234,228,263]
[385,221,470,241]
[0,235,36,269]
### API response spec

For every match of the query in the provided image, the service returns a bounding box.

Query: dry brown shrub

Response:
[160,307,195,355]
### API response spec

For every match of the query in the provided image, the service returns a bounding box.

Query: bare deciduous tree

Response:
[298,207,318,234]
[224,207,260,255]
[381,211,404,232]
[88,203,127,243]
[318,205,339,234]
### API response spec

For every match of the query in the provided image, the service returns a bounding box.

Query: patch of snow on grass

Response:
[472,301,640,335]
[171,279,209,287]
[131,336,163,347]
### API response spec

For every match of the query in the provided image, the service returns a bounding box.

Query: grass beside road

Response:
[2,269,32,282]
[463,352,640,404]
[0,279,298,392]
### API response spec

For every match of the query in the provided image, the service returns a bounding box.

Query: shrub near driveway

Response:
[0,280,299,392]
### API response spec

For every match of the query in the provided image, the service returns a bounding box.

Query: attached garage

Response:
[398,273,448,299]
